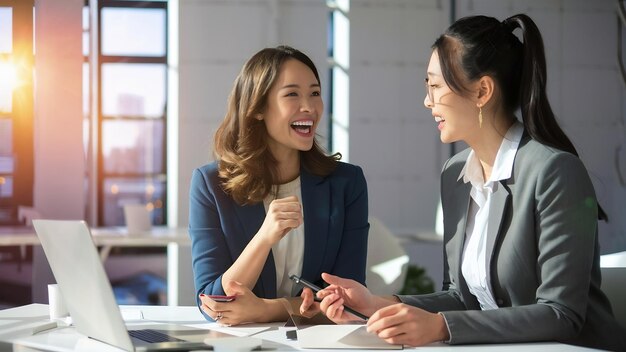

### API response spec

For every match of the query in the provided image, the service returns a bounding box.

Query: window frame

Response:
[0,0,34,226]
[91,0,169,226]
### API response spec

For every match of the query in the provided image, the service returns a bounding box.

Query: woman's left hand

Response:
[199,281,266,326]
[366,303,449,347]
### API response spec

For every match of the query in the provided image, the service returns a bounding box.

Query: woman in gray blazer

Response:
[300,14,624,350]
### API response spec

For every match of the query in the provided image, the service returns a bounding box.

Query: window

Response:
[84,0,168,226]
[0,1,34,225]
[326,0,350,161]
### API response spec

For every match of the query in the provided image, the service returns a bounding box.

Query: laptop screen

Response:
[33,219,135,351]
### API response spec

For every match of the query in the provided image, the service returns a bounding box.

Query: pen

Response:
[289,275,369,321]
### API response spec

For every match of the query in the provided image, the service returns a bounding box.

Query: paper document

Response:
[120,308,144,321]
[297,324,403,349]
[184,322,272,337]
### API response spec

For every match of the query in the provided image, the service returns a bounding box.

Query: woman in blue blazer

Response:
[190,46,369,325]
[300,14,625,350]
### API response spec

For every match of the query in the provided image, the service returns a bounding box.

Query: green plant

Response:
[399,264,435,295]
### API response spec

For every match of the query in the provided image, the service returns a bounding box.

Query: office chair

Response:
[365,217,409,295]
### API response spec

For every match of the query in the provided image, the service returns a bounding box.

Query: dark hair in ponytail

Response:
[433,14,607,221]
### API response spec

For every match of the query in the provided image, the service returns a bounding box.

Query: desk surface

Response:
[0,304,601,352]
[0,226,189,247]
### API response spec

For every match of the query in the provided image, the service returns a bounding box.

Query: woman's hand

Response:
[299,287,320,317]
[257,196,303,245]
[302,273,377,323]
[366,304,450,347]
[199,281,269,326]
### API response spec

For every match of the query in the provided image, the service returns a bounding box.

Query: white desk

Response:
[0,226,194,306]
[0,304,601,351]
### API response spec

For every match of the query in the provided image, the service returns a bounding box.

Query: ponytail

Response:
[505,14,608,221]
[503,15,577,156]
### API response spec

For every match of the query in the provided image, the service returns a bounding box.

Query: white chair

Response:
[600,251,626,329]
[366,217,409,295]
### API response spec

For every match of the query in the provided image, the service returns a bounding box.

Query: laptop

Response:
[32,219,227,351]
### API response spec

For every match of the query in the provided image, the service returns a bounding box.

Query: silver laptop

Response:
[33,219,226,351]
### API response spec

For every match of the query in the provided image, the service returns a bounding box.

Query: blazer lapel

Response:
[446,179,480,310]
[232,201,277,298]
[486,182,511,265]
[484,179,512,307]
[299,169,329,282]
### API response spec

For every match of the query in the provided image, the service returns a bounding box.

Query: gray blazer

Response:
[399,135,625,350]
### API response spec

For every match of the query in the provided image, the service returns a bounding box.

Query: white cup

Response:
[123,204,152,235]
[48,283,69,320]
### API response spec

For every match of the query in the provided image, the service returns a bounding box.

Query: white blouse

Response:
[263,177,305,297]
[459,121,524,310]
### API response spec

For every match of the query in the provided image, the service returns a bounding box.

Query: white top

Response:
[459,121,524,310]
[263,177,305,297]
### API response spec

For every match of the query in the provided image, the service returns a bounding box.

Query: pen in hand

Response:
[290,275,369,321]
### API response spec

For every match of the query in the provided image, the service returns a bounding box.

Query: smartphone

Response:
[289,274,323,292]
[205,294,236,302]
[289,275,369,321]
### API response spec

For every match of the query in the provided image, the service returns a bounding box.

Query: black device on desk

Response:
[289,275,369,321]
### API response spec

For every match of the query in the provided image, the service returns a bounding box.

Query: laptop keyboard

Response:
[129,329,184,343]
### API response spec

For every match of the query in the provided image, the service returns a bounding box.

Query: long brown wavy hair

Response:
[214,45,340,205]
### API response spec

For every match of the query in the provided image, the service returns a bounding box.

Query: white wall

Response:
[32,0,85,303]
[34,0,85,221]
[350,0,448,237]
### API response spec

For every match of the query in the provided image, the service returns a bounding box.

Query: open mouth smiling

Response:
[291,120,314,135]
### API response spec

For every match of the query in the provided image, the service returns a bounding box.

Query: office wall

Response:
[33,0,85,221]
[31,0,84,303]
[349,1,448,237]
[177,0,626,283]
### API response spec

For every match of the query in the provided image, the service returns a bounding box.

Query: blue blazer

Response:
[189,161,369,312]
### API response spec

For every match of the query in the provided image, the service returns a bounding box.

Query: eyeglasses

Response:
[424,78,434,104]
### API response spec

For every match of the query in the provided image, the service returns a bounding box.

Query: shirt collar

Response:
[458,121,525,187]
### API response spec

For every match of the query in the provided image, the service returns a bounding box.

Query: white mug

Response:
[48,283,69,319]
[123,204,152,235]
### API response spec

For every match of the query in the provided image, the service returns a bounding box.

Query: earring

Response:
[478,106,483,128]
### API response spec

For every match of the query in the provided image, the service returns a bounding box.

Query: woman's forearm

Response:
[256,297,294,323]
[222,233,273,291]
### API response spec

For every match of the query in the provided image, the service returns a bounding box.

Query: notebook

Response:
[33,219,227,351]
